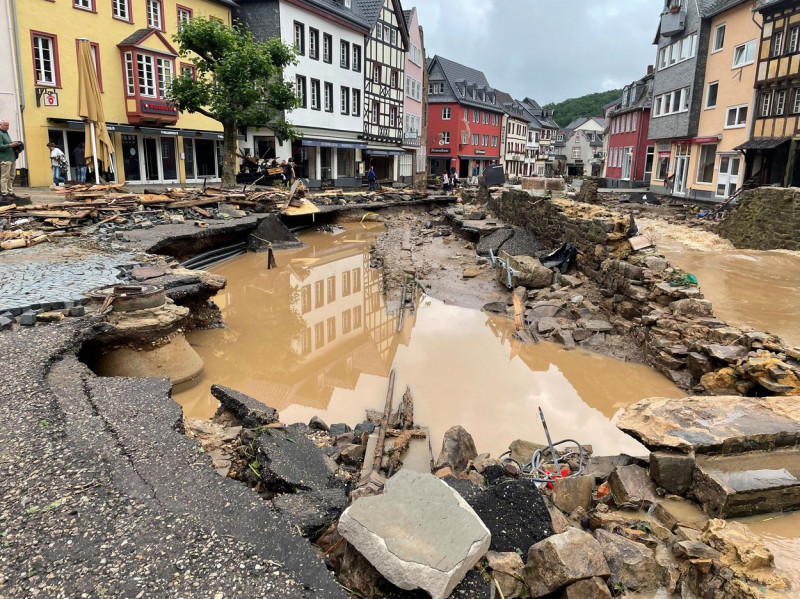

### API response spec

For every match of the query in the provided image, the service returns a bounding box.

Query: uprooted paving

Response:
[1,180,799,598]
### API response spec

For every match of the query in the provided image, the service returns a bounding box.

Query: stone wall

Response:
[717,187,800,251]
[575,176,599,203]
[487,190,799,396]
[521,177,565,192]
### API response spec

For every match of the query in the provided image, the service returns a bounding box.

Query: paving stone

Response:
[68,306,85,317]
[0,316,13,331]
[19,311,37,326]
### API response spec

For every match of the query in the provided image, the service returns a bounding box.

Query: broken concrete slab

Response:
[524,528,610,598]
[337,470,491,599]
[617,396,800,455]
[500,254,553,289]
[210,384,279,428]
[272,488,348,537]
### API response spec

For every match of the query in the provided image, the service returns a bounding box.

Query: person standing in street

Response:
[368,165,377,191]
[0,119,21,201]
[48,141,66,188]
[72,142,87,183]
[442,170,450,193]
[470,162,479,186]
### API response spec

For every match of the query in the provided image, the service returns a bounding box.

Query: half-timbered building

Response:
[738,0,800,187]
[359,0,409,181]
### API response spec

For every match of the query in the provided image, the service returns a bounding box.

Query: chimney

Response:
[647,64,654,75]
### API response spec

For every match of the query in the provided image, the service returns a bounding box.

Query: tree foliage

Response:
[170,18,299,186]
[544,90,622,128]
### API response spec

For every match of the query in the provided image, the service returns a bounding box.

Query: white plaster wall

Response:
[280,1,365,135]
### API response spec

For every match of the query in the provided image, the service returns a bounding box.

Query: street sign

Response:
[42,92,59,106]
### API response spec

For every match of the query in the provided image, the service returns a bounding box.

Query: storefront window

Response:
[337,148,354,177]
[696,143,717,184]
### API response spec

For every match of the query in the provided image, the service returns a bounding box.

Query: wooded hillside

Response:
[544,90,622,128]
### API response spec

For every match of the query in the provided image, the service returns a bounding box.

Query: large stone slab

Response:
[594,529,660,592]
[337,470,491,599]
[617,396,800,455]
[691,449,800,517]
[524,528,610,598]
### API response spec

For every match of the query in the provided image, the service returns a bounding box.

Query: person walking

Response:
[48,142,66,188]
[72,142,87,183]
[442,170,450,193]
[470,162,479,186]
[368,165,377,191]
[452,170,459,190]
[0,119,21,201]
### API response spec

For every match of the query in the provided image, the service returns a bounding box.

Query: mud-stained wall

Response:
[486,190,800,397]
[717,187,800,251]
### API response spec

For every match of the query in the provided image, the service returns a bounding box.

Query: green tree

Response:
[544,90,623,128]
[171,17,299,187]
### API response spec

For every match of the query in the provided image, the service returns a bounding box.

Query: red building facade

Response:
[605,72,657,188]
[426,56,503,178]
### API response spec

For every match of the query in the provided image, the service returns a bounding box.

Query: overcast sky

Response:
[413,0,659,105]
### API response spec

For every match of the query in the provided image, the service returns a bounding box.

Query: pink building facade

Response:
[400,8,425,184]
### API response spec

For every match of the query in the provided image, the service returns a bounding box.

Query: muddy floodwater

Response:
[639,219,800,347]
[174,223,684,457]
[741,511,800,591]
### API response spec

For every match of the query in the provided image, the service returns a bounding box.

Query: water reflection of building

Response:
[232,230,415,412]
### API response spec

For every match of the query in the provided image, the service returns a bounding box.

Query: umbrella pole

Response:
[90,121,99,184]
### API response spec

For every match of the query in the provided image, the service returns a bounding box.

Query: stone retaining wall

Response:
[575,176,600,203]
[487,190,800,396]
[717,187,800,251]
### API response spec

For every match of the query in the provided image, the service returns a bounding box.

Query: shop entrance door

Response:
[716,154,741,199]
[674,145,690,195]
[142,136,179,183]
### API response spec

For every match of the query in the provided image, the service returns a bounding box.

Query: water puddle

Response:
[740,511,800,591]
[173,223,684,457]
[639,219,800,347]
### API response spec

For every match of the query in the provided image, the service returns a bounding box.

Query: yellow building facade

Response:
[13,0,234,187]
[684,1,761,201]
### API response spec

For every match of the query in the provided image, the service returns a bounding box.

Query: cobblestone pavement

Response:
[0,243,137,314]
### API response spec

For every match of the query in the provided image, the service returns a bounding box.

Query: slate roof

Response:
[119,29,157,46]
[402,8,412,27]
[494,90,527,120]
[429,55,502,112]
[701,0,750,16]
[609,72,654,118]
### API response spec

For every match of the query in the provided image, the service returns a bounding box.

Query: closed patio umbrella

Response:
[77,38,113,184]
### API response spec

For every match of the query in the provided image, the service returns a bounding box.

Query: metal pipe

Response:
[372,368,396,473]
[539,407,561,475]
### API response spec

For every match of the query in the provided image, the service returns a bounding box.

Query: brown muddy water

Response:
[740,511,800,591]
[173,223,684,457]
[639,219,800,347]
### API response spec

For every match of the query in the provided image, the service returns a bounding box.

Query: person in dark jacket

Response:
[368,166,377,191]
[73,143,87,183]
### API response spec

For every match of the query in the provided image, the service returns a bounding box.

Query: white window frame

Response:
[146,0,162,29]
[472,133,479,146]
[761,92,771,117]
[112,0,129,20]
[775,90,786,115]
[789,26,799,53]
[442,131,450,143]
[653,88,690,117]
[324,82,333,112]
[340,40,349,69]
[352,45,360,71]
[491,136,498,147]
[441,107,451,120]
[156,56,173,100]
[352,89,360,117]
[74,0,92,10]
[310,79,320,110]
[712,23,725,53]
[793,89,800,115]
[461,131,468,144]
[705,81,718,109]
[124,52,135,95]
[732,40,756,68]
[32,34,57,86]
[137,54,156,97]
[773,31,784,57]
[725,104,748,128]
[482,134,489,146]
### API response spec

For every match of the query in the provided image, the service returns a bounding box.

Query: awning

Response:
[674,136,721,145]
[51,118,136,133]
[48,117,244,140]
[301,139,367,149]
[734,137,789,151]
[459,154,500,160]
[364,149,405,156]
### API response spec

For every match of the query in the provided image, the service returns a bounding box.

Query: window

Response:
[327,277,336,302]
[790,27,799,53]
[314,322,324,349]
[293,22,305,55]
[352,89,360,116]
[352,45,361,71]
[441,107,451,120]
[340,40,349,69]
[32,33,59,86]
[461,131,468,144]
[342,271,351,297]
[73,0,94,11]
[137,54,155,97]
[658,33,697,69]
[344,0,351,7]
[324,82,333,112]
[632,114,636,131]
[572,147,581,159]
[557,133,563,141]
[124,52,135,95]
[112,0,130,21]
[341,86,349,114]
[295,75,306,108]
[732,40,756,68]
[156,57,172,99]
[483,112,489,124]
[794,89,800,114]
[472,133,479,145]
[493,114,499,126]
[726,104,747,127]
[353,305,361,328]
[482,134,489,146]
[428,82,444,95]
[372,64,381,84]
[384,25,391,43]
[180,62,196,80]
[309,28,319,60]
[390,28,397,46]
[389,106,397,127]
[409,44,422,66]
[473,110,479,123]
[327,317,336,342]
[405,76,421,101]
[323,34,332,63]
[146,0,163,29]
[705,82,718,108]
[310,78,320,110]
[696,144,717,183]
[712,23,725,52]
[775,90,786,115]
[653,87,690,117]
[491,135,498,147]
[342,310,351,334]
[371,100,379,124]
[390,69,398,88]
[773,31,784,57]
[177,6,192,31]
[442,131,450,143]
[761,92,771,116]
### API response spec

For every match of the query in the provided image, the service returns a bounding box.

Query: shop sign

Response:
[474,149,486,155]
[140,100,178,116]
[430,147,450,153]
[657,151,671,158]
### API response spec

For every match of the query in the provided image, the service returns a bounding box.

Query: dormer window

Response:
[344,0,351,7]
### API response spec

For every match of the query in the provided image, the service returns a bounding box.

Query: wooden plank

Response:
[165,197,223,209]
[0,204,16,212]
